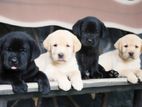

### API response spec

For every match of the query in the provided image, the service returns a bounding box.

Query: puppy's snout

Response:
[87,39,93,43]
[129,52,134,57]
[58,53,64,59]
[11,57,17,64]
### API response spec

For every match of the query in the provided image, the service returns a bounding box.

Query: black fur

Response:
[73,16,108,79]
[0,31,50,94]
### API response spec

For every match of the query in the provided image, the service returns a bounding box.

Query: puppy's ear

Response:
[72,20,82,37]
[100,22,107,38]
[141,40,142,52]
[43,36,51,51]
[30,40,41,61]
[0,36,5,51]
[73,35,81,53]
[114,38,121,49]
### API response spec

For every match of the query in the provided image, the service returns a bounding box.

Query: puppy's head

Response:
[43,30,81,63]
[72,16,107,47]
[0,31,40,71]
[114,34,142,61]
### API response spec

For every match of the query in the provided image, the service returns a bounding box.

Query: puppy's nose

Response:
[87,39,93,43]
[129,52,134,57]
[58,53,64,59]
[11,57,17,63]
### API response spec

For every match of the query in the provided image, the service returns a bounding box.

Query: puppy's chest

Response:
[48,63,75,74]
[78,53,98,66]
[112,59,140,71]
[56,65,70,74]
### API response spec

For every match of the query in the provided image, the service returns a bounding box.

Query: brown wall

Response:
[0,0,142,28]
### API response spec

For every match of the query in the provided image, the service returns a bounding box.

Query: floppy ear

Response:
[72,35,81,53]
[0,36,6,52]
[30,40,41,61]
[114,38,122,49]
[43,35,51,51]
[100,22,107,38]
[72,19,82,37]
[141,40,142,52]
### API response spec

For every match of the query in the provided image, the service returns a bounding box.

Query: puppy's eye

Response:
[7,48,12,51]
[20,49,25,52]
[135,45,139,48]
[124,45,128,48]
[66,44,70,47]
[53,44,57,47]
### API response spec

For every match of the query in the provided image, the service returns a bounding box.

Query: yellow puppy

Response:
[35,30,83,91]
[99,34,142,84]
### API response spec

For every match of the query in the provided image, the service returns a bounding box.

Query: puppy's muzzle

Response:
[129,52,134,57]
[87,39,93,44]
[9,57,19,70]
[58,53,64,59]
[11,57,18,64]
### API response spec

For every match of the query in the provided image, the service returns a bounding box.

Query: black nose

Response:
[129,52,134,56]
[58,53,64,59]
[11,57,17,63]
[87,39,93,43]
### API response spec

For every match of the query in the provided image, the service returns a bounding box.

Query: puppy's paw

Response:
[38,81,50,94]
[127,75,138,84]
[107,70,119,78]
[12,82,27,93]
[82,74,90,80]
[135,71,142,82]
[91,72,103,78]
[72,79,83,91]
[138,76,142,82]
[137,74,142,82]
[58,80,71,91]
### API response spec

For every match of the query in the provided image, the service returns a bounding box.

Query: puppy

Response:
[0,31,50,94]
[99,34,142,84]
[35,30,83,91]
[73,16,117,79]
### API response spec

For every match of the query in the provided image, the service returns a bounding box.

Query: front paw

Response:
[135,71,142,82]
[138,76,142,82]
[38,81,50,94]
[82,75,89,80]
[58,80,71,91]
[127,75,138,84]
[91,72,103,78]
[72,79,83,91]
[12,82,27,93]
[107,70,119,78]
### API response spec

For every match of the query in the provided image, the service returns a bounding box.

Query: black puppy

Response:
[0,31,50,94]
[73,16,114,79]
